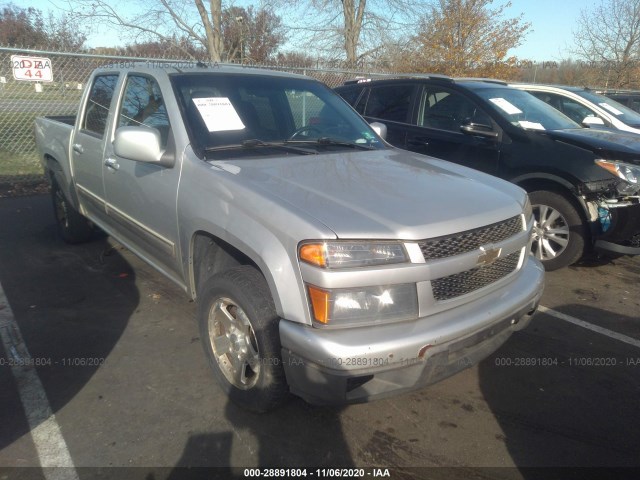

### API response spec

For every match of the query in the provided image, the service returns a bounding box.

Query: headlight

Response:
[307,283,418,326]
[299,241,408,268]
[595,159,640,184]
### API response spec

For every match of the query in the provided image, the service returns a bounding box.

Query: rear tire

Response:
[197,266,289,412]
[529,190,587,270]
[51,181,93,244]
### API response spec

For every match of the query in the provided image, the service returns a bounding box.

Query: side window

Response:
[532,92,596,124]
[82,75,119,136]
[354,89,368,114]
[118,75,170,147]
[337,86,363,107]
[364,85,413,123]
[420,89,492,131]
[629,99,640,113]
[558,96,598,124]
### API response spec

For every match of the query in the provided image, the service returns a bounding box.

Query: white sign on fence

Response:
[11,55,53,82]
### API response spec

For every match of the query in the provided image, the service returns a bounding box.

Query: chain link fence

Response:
[0,46,395,196]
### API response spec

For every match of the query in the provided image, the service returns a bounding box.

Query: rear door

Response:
[71,74,119,223]
[404,85,501,175]
[357,83,418,148]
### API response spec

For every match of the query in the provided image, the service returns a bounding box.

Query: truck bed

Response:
[35,115,75,200]
[42,115,76,126]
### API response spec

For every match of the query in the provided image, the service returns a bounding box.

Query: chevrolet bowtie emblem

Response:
[477,246,502,267]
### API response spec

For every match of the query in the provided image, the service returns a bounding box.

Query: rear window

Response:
[82,75,119,136]
[336,86,363,106]
[363,85,414,123]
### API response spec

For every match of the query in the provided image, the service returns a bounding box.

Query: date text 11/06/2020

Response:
[0,357,105,367]
[243,468,391,478]
[493,357,640,367]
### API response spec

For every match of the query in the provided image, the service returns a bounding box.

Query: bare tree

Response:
[572,0,640,88]
[341,0,367,64]
[69,0,225,62]
[410,0,529,77]
[221,6,285,63]
[284,0,423,67]
[125,37,201,58]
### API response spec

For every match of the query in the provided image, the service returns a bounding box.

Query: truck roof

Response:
[93,61,312,81]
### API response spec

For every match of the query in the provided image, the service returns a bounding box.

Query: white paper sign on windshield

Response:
[193,97,245,132]
[489,98,523,115]
[519,121,545,130]
[599,102,624,116]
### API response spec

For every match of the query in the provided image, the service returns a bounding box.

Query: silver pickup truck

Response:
[35,64,544,411]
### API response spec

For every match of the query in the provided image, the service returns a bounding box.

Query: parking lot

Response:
[0,193,639,479]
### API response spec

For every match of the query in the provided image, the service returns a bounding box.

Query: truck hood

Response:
[545,128,640,164]
[212,148,526,240]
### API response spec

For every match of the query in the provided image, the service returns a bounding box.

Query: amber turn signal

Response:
[299,243,326,267]
[307,285,330,324]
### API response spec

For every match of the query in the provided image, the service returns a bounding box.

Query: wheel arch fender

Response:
[510,173,591,221]
[44,155,81,210]
[185,222,309,325]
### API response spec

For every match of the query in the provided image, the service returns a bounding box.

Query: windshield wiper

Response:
[287,137,376,150]
[205,139,317,155]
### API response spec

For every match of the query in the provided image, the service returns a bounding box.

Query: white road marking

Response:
[539,305,640,349]
[0,285,79,479]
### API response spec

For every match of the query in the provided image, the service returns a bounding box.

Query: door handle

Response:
[72,143,84,154]
[104,157,120,171]
[407,138,429,147]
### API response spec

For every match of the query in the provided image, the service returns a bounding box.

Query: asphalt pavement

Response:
[0,194,638,480]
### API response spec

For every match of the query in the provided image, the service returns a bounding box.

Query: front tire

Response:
[51,181,93,244]
[197,266,289,412]
[529,190,587,271]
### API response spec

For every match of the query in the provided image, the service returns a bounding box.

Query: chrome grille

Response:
[419,215,522,260]
[432,251,521,301]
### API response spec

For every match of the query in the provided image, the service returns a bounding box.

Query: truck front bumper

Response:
[279,257,545,405]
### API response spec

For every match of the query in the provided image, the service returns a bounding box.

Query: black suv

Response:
[335,77,640,270]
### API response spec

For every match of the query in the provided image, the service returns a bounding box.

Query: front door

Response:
[103,74,182,280]
[405,86,501,175]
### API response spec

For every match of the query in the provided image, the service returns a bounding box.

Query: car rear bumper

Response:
[279,256,544,405]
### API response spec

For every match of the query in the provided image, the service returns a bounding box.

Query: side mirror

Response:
[460,122,499,138]
[582,116,605,128]
[113,126,175,168]
[369,121,387,140]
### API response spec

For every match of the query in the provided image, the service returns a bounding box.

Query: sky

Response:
[16,0,589,62]
[504,0,587,61]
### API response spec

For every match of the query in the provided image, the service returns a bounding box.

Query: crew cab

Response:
[35,64,543,411]
[336,77,640,270]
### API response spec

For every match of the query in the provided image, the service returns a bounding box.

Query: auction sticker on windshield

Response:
[193,97,246,132]
[490,98,522,115]
[11,55,53,82]
[519,121,545,130]
[599,102,624,116]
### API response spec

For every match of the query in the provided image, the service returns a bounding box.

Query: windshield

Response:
[575,90,640,127]
[171,73,384,158]
[474,87,580,131]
